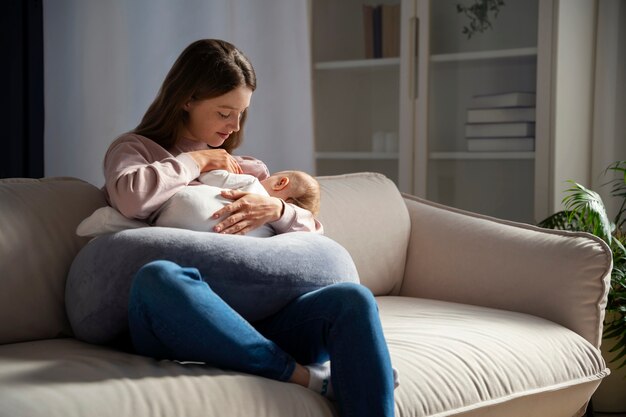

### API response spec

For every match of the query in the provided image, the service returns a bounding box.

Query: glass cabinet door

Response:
[311,0,404,186]
[419,0,540,223]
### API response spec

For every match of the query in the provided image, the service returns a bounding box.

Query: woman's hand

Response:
[187,149,243,174]
[212,190,284,235]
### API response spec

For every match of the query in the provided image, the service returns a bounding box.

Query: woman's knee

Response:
[133,260,181,291]
[323,282,378,316]
[131,260,202,302]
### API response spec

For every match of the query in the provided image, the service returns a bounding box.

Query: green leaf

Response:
[608,335,626,353]
[537,210,578,231]
[609,345,626,368]
[562,181,613,245]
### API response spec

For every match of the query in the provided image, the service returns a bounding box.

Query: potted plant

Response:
[538,161,626,412]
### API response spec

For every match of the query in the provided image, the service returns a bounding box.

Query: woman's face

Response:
[182,86,253,147]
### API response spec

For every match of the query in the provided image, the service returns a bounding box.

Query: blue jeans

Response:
[128,260,395,417]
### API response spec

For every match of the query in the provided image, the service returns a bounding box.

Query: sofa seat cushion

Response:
[378,296,608,417]
[0,338,336,417]
[0,298,608,417]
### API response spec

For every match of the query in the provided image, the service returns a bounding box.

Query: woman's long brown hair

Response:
[134,39,256,153]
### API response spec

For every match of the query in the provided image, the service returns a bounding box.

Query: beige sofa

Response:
[0,173,611,417]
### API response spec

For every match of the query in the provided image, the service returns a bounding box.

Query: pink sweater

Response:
[103,133,322,234]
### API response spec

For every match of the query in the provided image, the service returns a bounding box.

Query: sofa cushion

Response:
[0,338,336,417]
[0,178,106,345]
[378,296,607,416]
[316,173,410,296]
[0,296,607,417]
[66,228,359,345]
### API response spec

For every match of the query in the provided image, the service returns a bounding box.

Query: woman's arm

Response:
[209,155,323,234]
[234,155,270,180]
[188,150,243,174]
[213,190,323,235]
[104,136,200,220]
[105,134,253,220]
[271,203,323,234]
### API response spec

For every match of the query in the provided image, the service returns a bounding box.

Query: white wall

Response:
[550,0,626,216]
[44,0,314,187]
[551,0,597,211]
[591,0,626,220]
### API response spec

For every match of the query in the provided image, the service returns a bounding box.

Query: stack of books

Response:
[465,92,536,152]
[363,3,400,59]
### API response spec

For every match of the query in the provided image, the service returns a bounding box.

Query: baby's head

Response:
[260,170,320,216]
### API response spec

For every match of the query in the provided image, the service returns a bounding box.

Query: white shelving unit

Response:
[315,57,400,70]
[311,0,404,185]
[430,47,537,63]
[316,151,400,160]
[310,0,597,225]
[429,152,535,160]
[404,0,544,223]
[427,47,539,164]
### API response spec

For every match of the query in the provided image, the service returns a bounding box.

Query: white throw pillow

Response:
[76,206,148,237]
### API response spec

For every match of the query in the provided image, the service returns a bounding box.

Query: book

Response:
[372,5,382,58]
[382,4,400,58]
[470,92,536,109]
[467,107,536,123]
[363,5,374,59]
[465,122,535,138]
[467,137,535,152]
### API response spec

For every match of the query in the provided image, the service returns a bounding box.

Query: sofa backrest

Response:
[316,173,410,296]
[0,177,106,345]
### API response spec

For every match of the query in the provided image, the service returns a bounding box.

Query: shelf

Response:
[315,152,399,160]
[430,47,537,63]
[429,152,535,160]
[314,57,400,70]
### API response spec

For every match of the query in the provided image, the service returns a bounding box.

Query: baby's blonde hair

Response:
[283,171,321,216]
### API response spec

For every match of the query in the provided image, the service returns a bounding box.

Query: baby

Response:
[154,170,320,237]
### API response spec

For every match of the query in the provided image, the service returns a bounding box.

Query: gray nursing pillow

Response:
[65,228,359,345]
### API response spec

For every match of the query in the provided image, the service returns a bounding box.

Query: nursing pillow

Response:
[66,228,359,344]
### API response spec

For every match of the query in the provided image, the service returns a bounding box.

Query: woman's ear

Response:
[272,176,290,191]
[183,97,196,111]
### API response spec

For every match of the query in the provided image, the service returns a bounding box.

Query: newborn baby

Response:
[154,170,320,237]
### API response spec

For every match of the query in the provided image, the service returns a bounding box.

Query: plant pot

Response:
[593,336,626,412]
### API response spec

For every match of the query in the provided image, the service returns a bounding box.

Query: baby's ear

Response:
[272,176,290,191]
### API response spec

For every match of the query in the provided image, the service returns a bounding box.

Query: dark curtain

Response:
[0,0,44,179]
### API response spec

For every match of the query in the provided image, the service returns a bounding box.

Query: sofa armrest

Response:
[399,195,612,348]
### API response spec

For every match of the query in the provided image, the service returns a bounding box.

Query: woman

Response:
[104,39,395,417]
